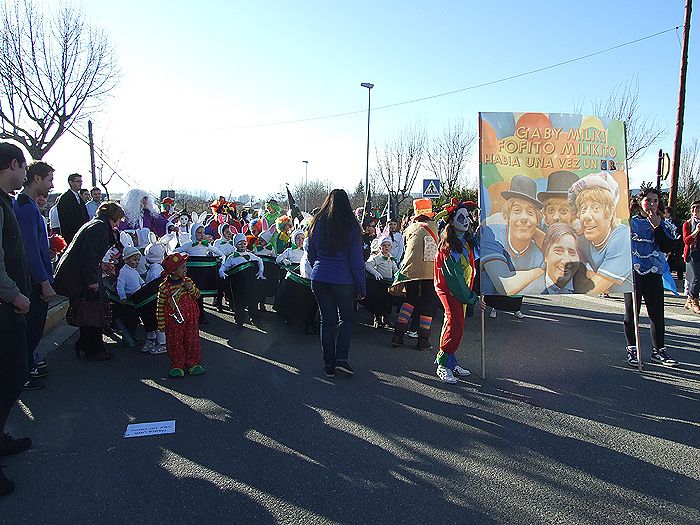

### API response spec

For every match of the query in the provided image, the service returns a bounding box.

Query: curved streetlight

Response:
[361,83,374,201]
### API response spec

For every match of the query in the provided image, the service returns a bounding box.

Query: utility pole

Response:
[88,120,97,188]
[670,0,693,208]
[303,160,309,212]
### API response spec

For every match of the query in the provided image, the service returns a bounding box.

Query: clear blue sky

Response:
[41,0,694,199]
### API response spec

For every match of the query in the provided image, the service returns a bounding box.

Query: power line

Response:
[0,56,138,188]
[217,25,681,130]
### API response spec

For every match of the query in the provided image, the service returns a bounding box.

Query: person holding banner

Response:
[433,200,485,384]
[623,187,678,367]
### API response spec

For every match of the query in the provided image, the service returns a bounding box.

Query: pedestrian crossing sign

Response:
[422,179,440,198]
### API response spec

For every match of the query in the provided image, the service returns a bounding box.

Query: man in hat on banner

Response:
[480,175,545,296]
[389,198,439,351]
[538,170,579,231]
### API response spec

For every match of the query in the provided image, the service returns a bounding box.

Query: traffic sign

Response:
[422,178,441,198]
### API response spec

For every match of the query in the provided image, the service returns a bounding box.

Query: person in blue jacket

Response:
[307,189,365,378]
[13,161,57,390]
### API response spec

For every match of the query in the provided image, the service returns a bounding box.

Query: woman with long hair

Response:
[433,200,485,383]
[307,189,365,377]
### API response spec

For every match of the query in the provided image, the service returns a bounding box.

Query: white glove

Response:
[219,271,226,279]
[256,271,266,280]
[374,274,382,281]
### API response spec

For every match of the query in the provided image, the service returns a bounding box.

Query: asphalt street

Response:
[2,291,699,525]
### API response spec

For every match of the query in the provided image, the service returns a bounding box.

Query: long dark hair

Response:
[439,222,475,254]
[309,189,360,254]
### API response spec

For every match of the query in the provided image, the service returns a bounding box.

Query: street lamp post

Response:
[302,160,309,212]
[361,82,374,203]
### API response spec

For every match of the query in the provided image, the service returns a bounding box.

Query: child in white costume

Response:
[143,235,167,354]
[253,230,277,314]
[214,223,237,257]
[176,223,226,259]
[275,230,306,267]
[176,222,224,325]
[213,223,236,310]
[219,233,265,327]
[117,247,145,301]
[115,246,144,347]
[365,235,399,328]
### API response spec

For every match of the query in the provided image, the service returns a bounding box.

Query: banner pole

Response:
[632,284,643,372]
[480,294,486,379]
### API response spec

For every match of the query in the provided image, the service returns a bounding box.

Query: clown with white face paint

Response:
[432,199,485,384]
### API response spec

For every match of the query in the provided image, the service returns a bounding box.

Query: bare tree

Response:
[292,179,332,212]
[175,190,216,215]
[577,77,665,167]
[680,138,700,203]
[0,0,119,159]
[426,117,476,198]
[374,120,427,209]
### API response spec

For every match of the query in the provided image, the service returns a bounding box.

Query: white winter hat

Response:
[123,246,141,259]
[234,233,247,246]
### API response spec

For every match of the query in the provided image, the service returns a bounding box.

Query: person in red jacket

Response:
[682,200,700,314]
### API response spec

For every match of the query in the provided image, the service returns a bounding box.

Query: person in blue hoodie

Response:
[307,189,365,378]
[13,161,56,390]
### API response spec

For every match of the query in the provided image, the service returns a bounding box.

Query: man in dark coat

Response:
[0,142,33,496]
[55,173,89,244]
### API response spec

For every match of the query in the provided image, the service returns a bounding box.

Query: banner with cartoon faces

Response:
[478,112,633,296]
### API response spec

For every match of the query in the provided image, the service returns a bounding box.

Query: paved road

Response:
[3,292,699,524]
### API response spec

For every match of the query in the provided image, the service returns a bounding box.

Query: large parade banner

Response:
[478,112,634,296]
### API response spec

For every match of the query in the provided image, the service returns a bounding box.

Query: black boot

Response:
[391,322,408,347]
[416,328,432,351]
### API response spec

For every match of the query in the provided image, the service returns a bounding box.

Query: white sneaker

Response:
[489,309,497,318]
[453,365,471,377]
[150,343,168,355]
[141,340,156,353]
[436,365,457,384]
[514,310,524,319]
[405,330,418,339]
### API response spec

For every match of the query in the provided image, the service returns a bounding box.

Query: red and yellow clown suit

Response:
[156,274,202,371]
[433,200,480,374]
